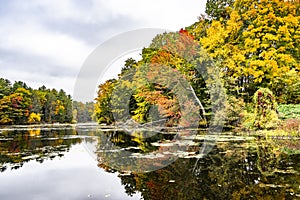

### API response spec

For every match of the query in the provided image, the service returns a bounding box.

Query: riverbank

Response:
[0,122,100,131]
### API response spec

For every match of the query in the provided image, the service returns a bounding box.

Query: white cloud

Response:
[0,67,76,95]
[0,0,207,101]
[104,0,206,30]
[10,0,103,23]
[0,21,92,69]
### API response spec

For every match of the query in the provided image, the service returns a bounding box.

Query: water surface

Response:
[0,126,300,199]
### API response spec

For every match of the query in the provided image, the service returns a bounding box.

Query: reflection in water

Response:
[0,127,142,200]
[0,128,81,172]
[91,130,300,199]
[92,130,185,173]
[1,127,300,199]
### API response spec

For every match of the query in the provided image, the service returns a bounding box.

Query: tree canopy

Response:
[0,79,73,125]
[95,0,299,129]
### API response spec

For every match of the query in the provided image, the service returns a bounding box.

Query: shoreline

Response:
[0,122,98,131]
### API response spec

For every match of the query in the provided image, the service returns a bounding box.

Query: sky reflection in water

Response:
[0,127,300,199]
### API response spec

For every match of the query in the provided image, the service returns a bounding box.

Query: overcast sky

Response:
[0,0,207,101]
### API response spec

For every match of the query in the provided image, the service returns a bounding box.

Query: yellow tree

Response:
[94,79,116,124]
[27,112,41,124]
[201,0,299,102]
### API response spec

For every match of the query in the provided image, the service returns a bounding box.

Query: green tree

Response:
[0,78,12,99]
[43,91,56,123]
[205,0,234,20]
[12,81,29,92]
[30,90,43,114]
[73,101,95,123]
[56,89,73,123]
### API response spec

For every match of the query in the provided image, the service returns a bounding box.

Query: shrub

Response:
[224,95,245,129]
[277,104,300,119]
[241,88,279,130]
[252,88,279,129]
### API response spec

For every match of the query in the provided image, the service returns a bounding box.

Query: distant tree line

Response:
[72,101,95,123]
[0,78,73,125]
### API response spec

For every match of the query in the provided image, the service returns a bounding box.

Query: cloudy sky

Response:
[0,0,207,101]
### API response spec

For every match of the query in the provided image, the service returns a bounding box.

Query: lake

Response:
[0,124,300,199]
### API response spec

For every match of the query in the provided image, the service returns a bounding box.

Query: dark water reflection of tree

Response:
[0,129,81,172]
[1,128,300,199]
[97,131,300,200]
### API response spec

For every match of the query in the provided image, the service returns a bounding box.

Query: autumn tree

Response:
[127,30,208,126]
[94,79,116,125]
[94,0,299,129]
[95,30,211,127]
[0,88,32,124]
[201,0,300,103]
[0,78,74,125]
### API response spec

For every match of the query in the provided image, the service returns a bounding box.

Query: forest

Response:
[0,0,299,131]
[0,78,94,125]
[0,79,73,124]
[1,1,299,199]
[95,0,299,132]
